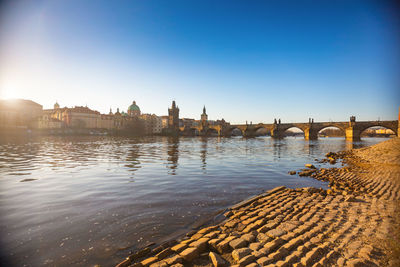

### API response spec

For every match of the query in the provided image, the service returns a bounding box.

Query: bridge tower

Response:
[167,100,180,135]
[345,116,361,141]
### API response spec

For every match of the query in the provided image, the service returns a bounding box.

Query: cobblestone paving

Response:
[117,141,400,267]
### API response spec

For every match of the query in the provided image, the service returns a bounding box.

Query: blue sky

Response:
[0,0,399,123]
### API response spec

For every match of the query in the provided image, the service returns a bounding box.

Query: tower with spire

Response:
[168,100,180,131]
[201,105,208,122]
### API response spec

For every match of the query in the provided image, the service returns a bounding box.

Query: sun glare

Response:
[0,87,23,100]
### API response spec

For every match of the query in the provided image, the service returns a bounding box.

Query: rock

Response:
[301,247,323,266]
[171,243,187,253]
[288,171,297,175]
[269,247,288,261]
[337,257,346,266]
[190,233,203,240]
[164,255,183,265]
[229,238,247,249]
[232,248,252,262]
[128,247,151,261]
[156,248,173,260]
[141,257,158,266]
[251,250,266,258]
[257,256,273,266]
[266,229,286,238]
[189,237,209,252]
[262,238,284,254]
[302,187,319,194]
[305,164,316,169]
[149,261,167,267]
[241,233,256,243]
[205,231,219,239]
[325,152,337,158]
[209,238,222,250]
[345,196,356,202]
[209,252,227,267]
[115,258,130,267]
[215,239,232,253]
[224,210,233,217]
[238,254,256,266]
[197,226,218,234]
[249,242,262,251]
[179,247,199,261]
[298,170,315,177]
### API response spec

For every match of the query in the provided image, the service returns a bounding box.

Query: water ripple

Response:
[0,135,388,266]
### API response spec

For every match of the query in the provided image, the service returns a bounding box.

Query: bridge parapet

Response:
[178,117,399,139]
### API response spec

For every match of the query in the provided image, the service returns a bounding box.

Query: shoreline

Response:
[116,138,400,267]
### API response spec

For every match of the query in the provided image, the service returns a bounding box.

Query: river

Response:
[0,135,389,266]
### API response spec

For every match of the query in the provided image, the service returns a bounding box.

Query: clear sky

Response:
[0,0,399,124]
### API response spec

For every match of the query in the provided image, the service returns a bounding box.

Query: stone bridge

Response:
[181,117,399,140]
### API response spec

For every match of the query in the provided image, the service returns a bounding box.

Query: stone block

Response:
[189,237,209,252]
[229,238,247,249]
[209,252,227,267]
[180,247,199,262]
[156,248,173,260]
[164,254,183,265]
[171,243,187,253]
[238,254,256,266]
[141,257,158,266]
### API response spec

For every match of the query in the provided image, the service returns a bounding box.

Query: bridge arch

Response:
[317,126,345,138]
[283,126,305,137]
[205,127,219,136]
[360,125,397,137]
[313,124,347,133]
[358,123,398,136]
[228,127,244,136]
[253,125,271,136]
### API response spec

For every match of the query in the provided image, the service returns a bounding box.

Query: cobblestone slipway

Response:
[116,138,400,267]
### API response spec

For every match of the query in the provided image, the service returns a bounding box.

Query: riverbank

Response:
[116,138,400,267]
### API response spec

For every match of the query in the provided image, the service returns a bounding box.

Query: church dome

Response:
[128,101,140,111]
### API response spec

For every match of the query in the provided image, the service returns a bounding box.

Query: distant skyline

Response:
[0,0,399,124]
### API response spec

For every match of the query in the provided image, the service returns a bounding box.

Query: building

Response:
[51,105,101,128]
[140,113,162,134]
[127,101,141,117]
[0,99,43,129]
[43,101,140,130]
[161,116,169,129]
[168,101,179,130]
[180,118,195,128]
[38,110,63,129]
[201,106,208,124]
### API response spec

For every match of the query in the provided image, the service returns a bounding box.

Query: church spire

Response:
[203,105,206,115]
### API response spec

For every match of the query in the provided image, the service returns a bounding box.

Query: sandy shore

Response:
[116,138,400,267]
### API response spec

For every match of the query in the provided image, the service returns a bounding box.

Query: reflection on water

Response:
[167,137,179,175]
[0,136,389,266]
[125,142,141,179]
[200,137,207,171]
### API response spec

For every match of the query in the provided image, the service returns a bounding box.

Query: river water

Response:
[0,135,389,266]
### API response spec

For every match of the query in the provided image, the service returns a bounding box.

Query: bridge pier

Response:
[345,127,361,141]
[304,128,318,140]
[243,129,256,137]
[270,128,284,139]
